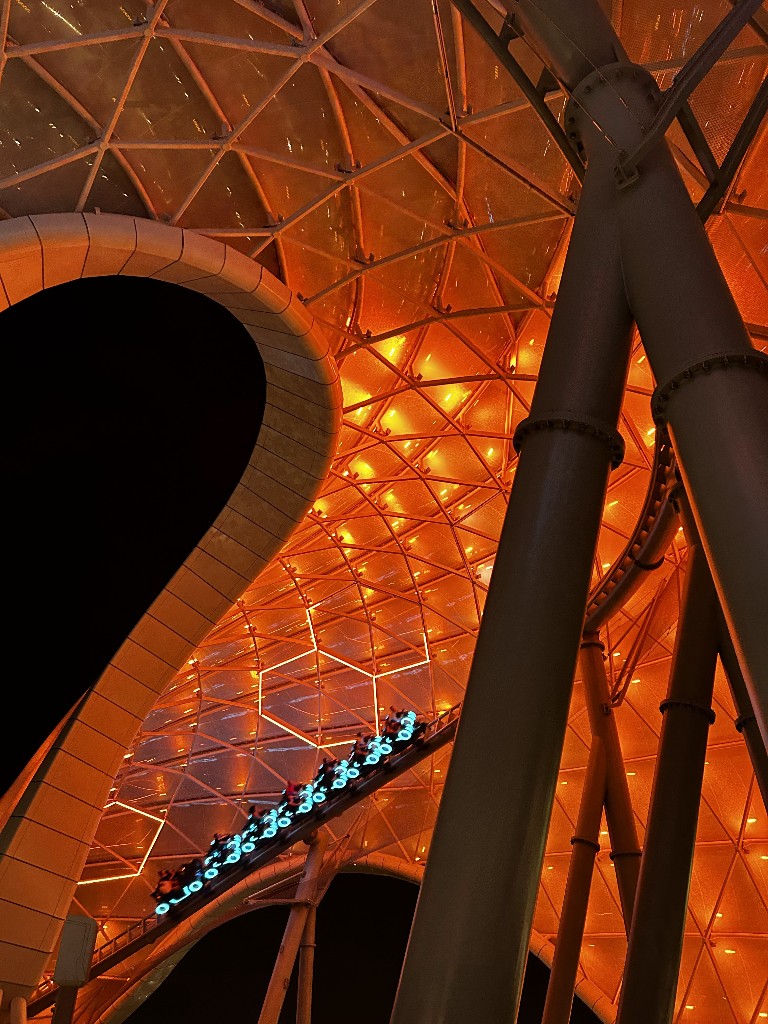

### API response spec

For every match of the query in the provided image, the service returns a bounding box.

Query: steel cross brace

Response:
[618,0,764,177]
[448,0,585,181]
[696,74,768,220]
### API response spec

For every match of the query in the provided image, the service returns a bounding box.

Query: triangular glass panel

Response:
[181,150,271,229]
[167,0,300,45]
[322,0,447,116]
[86,150,147,216]
[118,146,216,220]
[0,156,90,217]
[238,62,348,172]
[9,0,128,43]
[0,60,92,175]
[115,38,218,140]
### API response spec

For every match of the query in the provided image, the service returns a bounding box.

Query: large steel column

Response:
[541,739,606,1024]
[617,538,718,1024]
[718,608,768,813]
[617,120,768,738]
[579,636,641,930]
[0,994,26,1024]
[258,833,327,1024]
[508,0,768,746]
[390,87,634,1024]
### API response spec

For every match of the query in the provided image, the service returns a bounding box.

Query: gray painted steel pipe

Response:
[718,609,768,813]
[613,124,768,744]
[511,0,768,748]
[617,539,718,1024]
[390,113,633,1024]
[296,905,316,1024]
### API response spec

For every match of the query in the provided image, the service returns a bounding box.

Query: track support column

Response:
[8,1001,25,1024]
[296,904,316,1024]
[541,738,606,1024]
[258,833,327,1024]
[579,636,641,930]
[50,988,77,1024]
[617,534,718,1024]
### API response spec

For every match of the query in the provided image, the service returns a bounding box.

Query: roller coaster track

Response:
[27,704,461,1017]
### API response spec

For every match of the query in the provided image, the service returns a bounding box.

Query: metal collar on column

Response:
[513,412,625,469]
[651,352,768,426]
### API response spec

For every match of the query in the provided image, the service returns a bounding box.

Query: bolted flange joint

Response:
[571,834,601,852]
[513,411,625,469]
[580,638,606,652]
[734,711,756,734]
[659,698,716,725]
[564,62,661,183]
[651,351,768,426]
[630,553,666,571]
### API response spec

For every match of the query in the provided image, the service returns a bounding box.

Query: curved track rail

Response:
[584,431,678,633]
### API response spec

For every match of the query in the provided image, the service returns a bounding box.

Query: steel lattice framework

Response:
[0,2,766,1022]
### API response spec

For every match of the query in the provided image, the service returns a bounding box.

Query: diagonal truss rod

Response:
[448,0,585,181]
[696,73,768,221]
[618,0,765,175]
[75,0,170,212]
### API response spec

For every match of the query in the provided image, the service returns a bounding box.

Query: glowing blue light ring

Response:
[188,879,203,893]
[277,815,292,828]
[298,801,312,814]
[332,778,346,789]
[204,868,219,880]
[313,791,326,803]
[365,753,379,765]
[347,767,360,779]
[155,902,170,916]
[380,742,393,754]
[225,852,241,865]
[242,841,255,853]
[263,826,277,838]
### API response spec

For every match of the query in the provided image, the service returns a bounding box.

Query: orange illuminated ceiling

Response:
[1,1,766,1021]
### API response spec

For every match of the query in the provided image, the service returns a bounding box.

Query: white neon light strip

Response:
[260,712,317,748]
[255,608,431,749]
[322,650,373,676]
[266,652,311,673]
[375,658,430,679]
[77,801,165,886]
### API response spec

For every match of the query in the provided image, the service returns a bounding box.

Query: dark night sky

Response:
[2,276,599,1023]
